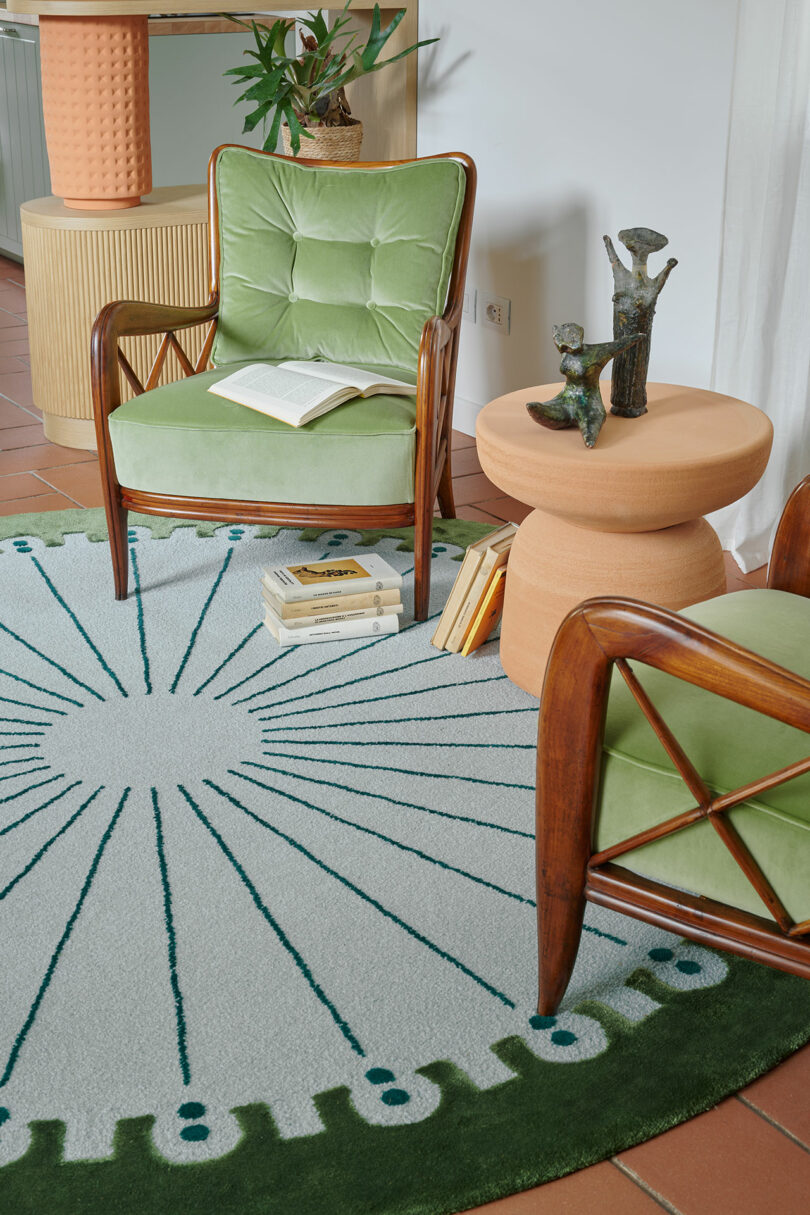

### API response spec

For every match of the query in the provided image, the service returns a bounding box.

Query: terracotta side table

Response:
[476,382,773,697]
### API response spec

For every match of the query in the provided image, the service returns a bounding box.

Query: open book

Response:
[208,360,414,427]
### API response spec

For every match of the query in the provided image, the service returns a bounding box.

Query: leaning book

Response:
[208,359,414,427]
[262,554,402,603]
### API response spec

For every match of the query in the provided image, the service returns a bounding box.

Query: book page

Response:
[279,360,413,393]
[222,364,343,409]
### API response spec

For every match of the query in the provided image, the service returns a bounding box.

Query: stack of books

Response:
[261,554,403,646]
[431,523,518,655]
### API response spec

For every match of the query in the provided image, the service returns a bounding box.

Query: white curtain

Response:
[708,0,810,571]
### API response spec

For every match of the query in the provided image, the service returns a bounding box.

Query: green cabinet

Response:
[0,20,50,258]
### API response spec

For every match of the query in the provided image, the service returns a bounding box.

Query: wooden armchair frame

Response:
[90,147,476,620]
[536,476,810,1015]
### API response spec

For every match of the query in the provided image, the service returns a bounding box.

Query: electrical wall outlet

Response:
[462,286,477,322]
[480,293,511,334]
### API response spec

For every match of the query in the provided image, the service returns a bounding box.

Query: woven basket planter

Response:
[282,121,363,162]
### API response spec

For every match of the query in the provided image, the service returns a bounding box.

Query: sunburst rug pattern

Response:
[0,510,809,1215]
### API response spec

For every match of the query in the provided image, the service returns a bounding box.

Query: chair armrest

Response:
[768,475,810,597]
[90,296,219,425]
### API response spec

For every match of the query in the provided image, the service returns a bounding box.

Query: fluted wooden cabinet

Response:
[21,187,208,448]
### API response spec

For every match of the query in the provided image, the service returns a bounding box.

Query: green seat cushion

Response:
[212,148,467,371]
[598,589,810,923]
[109,362,417,506]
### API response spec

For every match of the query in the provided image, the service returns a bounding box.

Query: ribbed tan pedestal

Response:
[21,188,209,449]
[476,383,774,697]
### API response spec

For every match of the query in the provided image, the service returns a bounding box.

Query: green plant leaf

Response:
[242,101,272,133]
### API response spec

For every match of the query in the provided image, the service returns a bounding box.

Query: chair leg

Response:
[105,496,129,600]
[413,502,432,622]
[536,875,588,1016]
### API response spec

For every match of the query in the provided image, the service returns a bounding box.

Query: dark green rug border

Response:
[1,508,809,1213]
[0,508,493,560]
[2,959,809,1215]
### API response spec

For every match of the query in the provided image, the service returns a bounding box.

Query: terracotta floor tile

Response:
[37,461,104,507]
[451,445,483,478]
[0,444,97,476]
[464,1161,663,1214]
[0,336,30,358]
[0,370,35,409]
[742,1042,810,1147]
[452,428,476,450]
[0,286,25,317]
[741,564,768,588]
[0,473,50,502]
[0,308,26,331]
[0,492,79,515]
[457,504,508,526]
[474,495,532,524]
[0,423,48,450]
[0,398,34,428]
[0,355,29,375]
[453,470,503,506]
[617,1095,810,1215]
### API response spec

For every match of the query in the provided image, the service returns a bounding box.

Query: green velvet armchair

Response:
[90,146,476,620]
[536,476,810,1015]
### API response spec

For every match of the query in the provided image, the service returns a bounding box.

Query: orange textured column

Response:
[38,14,151,210]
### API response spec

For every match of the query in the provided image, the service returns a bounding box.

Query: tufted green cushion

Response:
[211,148,466,371]
[598,589,810,923]
[109,361,417,505]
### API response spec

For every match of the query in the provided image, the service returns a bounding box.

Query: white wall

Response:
[418,0,739,431]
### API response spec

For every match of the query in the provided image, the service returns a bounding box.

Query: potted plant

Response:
[225,1,437,161]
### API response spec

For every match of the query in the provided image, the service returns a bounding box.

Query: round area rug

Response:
[0,509,809,1215]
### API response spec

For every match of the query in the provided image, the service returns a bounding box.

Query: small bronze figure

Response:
[526,322,642,449]
[604,227,678,418]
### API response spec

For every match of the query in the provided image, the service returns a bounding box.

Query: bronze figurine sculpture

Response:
[604,227,678,417]
[526,322,642,449]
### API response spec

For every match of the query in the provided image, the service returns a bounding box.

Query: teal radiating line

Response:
[234,766,532,900]
[0,716,54,727]
[0,765,50,784]
[230,623,438,709]
[30,557,128,698]
[0,743,42,752]
[152,789,191,1085]
[259,749,532,792]
[0,787,130,1088]
[212,648,294,702]
[205,779,515,1010]
[0,621,105,702]
[249,652,452,715]
[193,624,263,697]
[178,783,365,1057]
[0,781,78,837]
[170,548,233,694]
[265,706,535,733]
[0,667,84,707]
[253,758,531,835]
[258,675,511,725]
[130,548,152,695]
[254,758,531,837]
[0,756,40,769]
[265,740,536,751]
[0,695,66,716]
[228,611,443,709]
[0,786,103,901]
[0,773,64,805]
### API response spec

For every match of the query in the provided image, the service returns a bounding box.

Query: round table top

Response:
[475,382,773,532]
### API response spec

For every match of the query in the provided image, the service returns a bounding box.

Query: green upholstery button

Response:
[292,231,303,241]
[288,293,299,302]
[367,300,377,310]
[370,237,380,247]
